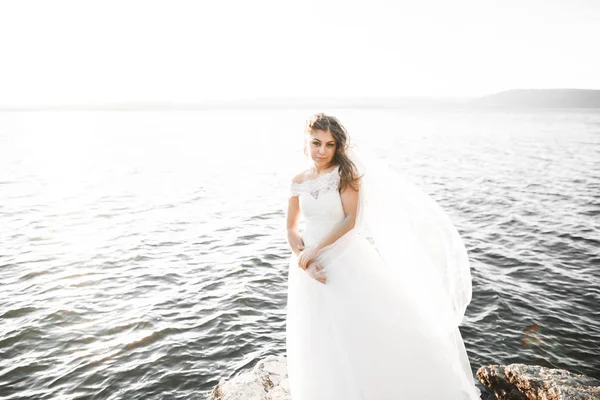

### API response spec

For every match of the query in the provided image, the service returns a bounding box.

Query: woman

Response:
[285,113,481,399]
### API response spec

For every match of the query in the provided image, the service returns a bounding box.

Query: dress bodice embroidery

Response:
[289,165,340,199]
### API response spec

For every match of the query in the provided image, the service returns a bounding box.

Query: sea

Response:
[1,108,599,399]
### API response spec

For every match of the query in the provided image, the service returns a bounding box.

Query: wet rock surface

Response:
[477,364,600,400]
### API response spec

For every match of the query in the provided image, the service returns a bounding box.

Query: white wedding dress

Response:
[285,164,481,400]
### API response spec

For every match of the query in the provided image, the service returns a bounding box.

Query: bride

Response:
[285,113,482,399]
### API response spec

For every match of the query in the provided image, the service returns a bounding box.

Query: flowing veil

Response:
[314,143,481,397]
[353,144,472,327]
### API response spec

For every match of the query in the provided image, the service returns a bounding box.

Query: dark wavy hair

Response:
[304,113,362,193]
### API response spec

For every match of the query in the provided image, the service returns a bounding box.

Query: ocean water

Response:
[0,109,598,399]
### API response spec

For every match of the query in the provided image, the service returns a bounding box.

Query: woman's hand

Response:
[298,245,320,270]
[297,245,327,284]
[295,243,305,257]
[306,261,327,284]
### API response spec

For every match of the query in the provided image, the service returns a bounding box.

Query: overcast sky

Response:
[0,0,599,106]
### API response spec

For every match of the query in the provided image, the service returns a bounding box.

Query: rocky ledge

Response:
[209,355,291,400]
[208,356,600,400]
[477,364,600,400]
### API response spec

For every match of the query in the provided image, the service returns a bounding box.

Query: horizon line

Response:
[2,89,600,112]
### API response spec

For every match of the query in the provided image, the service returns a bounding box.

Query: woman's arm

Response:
[286,194,304,256]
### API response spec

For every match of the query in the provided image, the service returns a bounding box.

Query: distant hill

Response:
[470,89,600,109]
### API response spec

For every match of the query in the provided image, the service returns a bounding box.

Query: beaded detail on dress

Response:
[290,165,340,199]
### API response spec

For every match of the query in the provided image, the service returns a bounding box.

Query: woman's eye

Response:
[312,142,319,145]
[327,143,334,147]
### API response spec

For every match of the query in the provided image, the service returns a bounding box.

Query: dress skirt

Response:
[285,231,481,400]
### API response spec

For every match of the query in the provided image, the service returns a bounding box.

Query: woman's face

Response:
[307,129,337,167]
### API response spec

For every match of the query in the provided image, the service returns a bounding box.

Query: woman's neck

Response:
[312,163,335,175]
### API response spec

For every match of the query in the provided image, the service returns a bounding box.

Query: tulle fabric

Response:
[344,145,473,329]
[286,232,480,399]
[285,145,481,399]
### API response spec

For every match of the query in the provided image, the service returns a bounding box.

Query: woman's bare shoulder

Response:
[291,169,311,184]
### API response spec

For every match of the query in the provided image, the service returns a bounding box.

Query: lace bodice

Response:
[289,165,345,248]
[289,165,341,199]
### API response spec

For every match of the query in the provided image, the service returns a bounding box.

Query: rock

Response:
[208,354,291,400]
[210,356,600,400]
[477,364,600,400]
[476,365,528,400]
